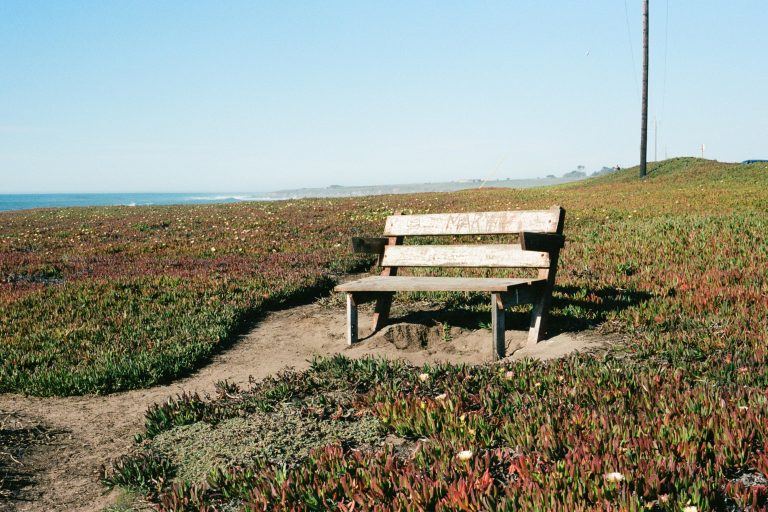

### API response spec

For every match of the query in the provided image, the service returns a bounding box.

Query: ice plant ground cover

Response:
[3,157,768,509]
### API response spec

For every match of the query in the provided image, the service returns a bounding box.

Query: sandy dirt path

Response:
[0,302,610,511]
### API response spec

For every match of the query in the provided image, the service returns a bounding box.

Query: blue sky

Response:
[1,1,766,193]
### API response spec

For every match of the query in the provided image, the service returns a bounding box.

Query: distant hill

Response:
[562,170,587,179]
[591,166,616,177]
[561,157,767,189]
[262,174,588,200]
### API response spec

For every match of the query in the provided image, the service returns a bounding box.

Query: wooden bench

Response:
[335,206,565,359]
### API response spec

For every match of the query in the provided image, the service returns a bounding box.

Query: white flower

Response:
[210,247,216,252]
[418,373,430,383]
[682,507,698,512]
[603,472,625,483]
[457,450,473,461]
[504,370,515,380]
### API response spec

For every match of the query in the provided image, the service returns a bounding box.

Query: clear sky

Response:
[1,1,766,193]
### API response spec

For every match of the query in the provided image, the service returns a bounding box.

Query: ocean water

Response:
[0,176,584,213]
[0,193,273,212]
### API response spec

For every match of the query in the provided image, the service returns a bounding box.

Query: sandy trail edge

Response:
[0,302,613,511]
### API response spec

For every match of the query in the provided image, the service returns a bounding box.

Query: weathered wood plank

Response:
[520,232,565,252]
[336,276,544,293]
[381,245,549,268]
[383,210,560,236]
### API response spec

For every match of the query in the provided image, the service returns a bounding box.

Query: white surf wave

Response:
[185,195,253,201]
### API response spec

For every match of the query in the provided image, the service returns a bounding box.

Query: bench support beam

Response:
[370,226,403,333]
[491,293,506,359]
[346,293,358,345]
[527,276,550,345]
[371,292,395,332]
[528,258,560,345]
[527,206,565,345]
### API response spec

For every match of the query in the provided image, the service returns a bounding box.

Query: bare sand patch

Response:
[0,301,615,511]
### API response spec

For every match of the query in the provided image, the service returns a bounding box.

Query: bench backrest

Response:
[379,206,565,270]
[383,209,562,236]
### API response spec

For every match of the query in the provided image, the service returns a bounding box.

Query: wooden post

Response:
[491,293,505,359]
[346,293,358,345]
[639,0,649,178]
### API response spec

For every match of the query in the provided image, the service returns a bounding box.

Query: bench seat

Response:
[336,276,545,293]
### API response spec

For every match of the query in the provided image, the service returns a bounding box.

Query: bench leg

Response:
[371,292,394,333]
[528,241,561,345]
[527,289,552,346]
[491,293,505,359]
[346,293,358,345]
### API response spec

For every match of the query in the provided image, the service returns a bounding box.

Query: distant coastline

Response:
[0,175,590,212]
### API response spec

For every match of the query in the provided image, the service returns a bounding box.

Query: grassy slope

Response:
[1,158,767,396]
[5,158,768,508]
[0,201,370,395]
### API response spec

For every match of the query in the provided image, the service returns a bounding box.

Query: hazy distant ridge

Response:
[262,175,590,200]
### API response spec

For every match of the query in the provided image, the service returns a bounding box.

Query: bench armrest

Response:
[351,237,389,255]
[520,232,565,252]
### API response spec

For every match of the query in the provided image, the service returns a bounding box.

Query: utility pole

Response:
[639,0,649,178]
